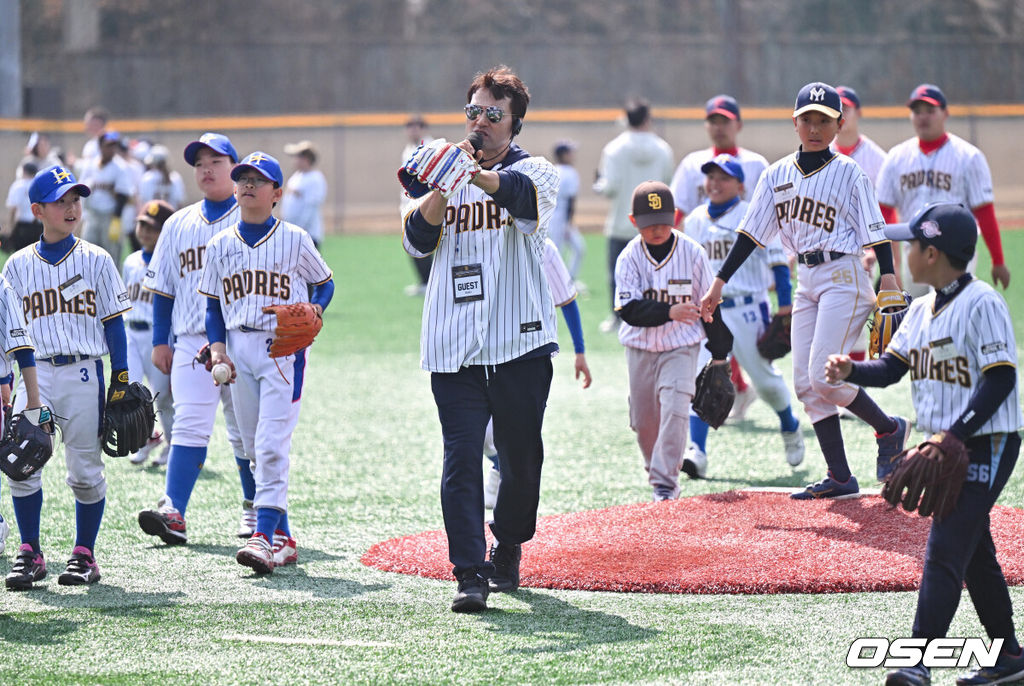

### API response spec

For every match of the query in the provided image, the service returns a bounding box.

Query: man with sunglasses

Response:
[401,65,560,613]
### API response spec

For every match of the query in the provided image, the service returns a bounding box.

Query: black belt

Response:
[42,354,90,366]
[127,321,150,331]
[798,250,846,267]
[720,295,755,309]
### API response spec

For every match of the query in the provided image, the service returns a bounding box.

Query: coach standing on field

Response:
[400,65,560,614]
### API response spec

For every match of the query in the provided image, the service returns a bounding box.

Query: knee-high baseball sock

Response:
[12,489,42,553]
[75,498,105,553]
[236,456,256,501]
[256,507,281,542]
[165,445,207,516]
[777,406,800,433]
[277,511,291,537]
[689,413,709,453]
[812,415,851,483]
[845,388,898,435]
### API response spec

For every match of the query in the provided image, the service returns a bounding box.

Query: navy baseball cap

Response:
[631,181,676,229]
[553,139,577,157]
[700,153,745,183]
[184,132,239,166]
[793,82,843,119]
[908,84,947,108]
[231,152,284,186]
[705,94,740,120]
[836,86,861,110]
[28,165,91,204]
[885,203,976,263]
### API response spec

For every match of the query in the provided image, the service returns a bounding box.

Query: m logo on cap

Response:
[51,167,71,183]
[809,87,826,102]
[648,193,662,211]
[920,220,942,238]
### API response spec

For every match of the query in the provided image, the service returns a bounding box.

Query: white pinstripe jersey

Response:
[614,230,713,352]
[738,152,887,256]
[887,279,1021,435]
[683,200,786,299]
[122,250,154,326]
[876,134,994,218]
[403,152,560,373]
[0,273,35,378]
[670,147,769,215]
[2,239,130,357]
[198,220,332,331]
[542,238,576,308]
[143,200,240,336]
[831,134,887,185]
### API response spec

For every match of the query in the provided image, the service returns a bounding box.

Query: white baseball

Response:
[212,363,232,384]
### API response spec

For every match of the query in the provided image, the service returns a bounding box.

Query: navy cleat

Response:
[886,663,931,686]
[876,416,910,481]
[790,472,859,500]
[956,647,1024,685]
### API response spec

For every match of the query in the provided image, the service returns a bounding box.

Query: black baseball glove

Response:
[101,370,156,457]
[881,431,969,522]
[757,312,792,361]
[692,360,736,429]
[0,406,55,481]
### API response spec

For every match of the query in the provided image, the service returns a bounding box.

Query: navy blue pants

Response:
[431,354,553,579]
[913,431,1020,642]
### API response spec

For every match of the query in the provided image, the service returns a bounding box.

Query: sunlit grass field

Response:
[0,230,1021,685]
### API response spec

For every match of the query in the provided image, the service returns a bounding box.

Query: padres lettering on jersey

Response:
[669,147,769,215]
[144,200,240,336]
[198,220,331,331]
[2,239,130,357]
[886,280,1021,436]
[738,153,887,256]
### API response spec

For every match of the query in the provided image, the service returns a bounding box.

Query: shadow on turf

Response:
[0,615,82,644]
[475,588,659,654]
[6,584,184,614]
[187,542,345,563]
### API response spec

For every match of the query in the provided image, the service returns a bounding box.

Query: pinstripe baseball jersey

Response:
[122,250,153,326]
[614,230,713,352]
[403,152,560,373]
[738,152,887,255]
[2,239,130,357]
[542,237,576,307]
[886,279,1021,435]
[143,200,240,336]
[831,134,887,185]
[198,220,332,331]
[0,273,34,378]
[876,133,994,218]
[683,200,786,299]
[670,147,768,215]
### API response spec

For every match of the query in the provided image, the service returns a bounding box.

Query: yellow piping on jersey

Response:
[792,153,839,179]
[737,229,765,249]
[32,237,79,266]
[101,308,132,323]
[555,293,578,309]
[198,289,219,299]
[982,360,1016,373]
[641,233,679,270]
[5,344,33,355]
[888,349,911,365]
[141,284,174,299]
[309,273,333,287]
[233,219,281,249]
[202,201,238,225]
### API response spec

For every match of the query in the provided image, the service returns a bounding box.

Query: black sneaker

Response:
[6,544,46,590]
[488,542,521,593]
[57,546,101,585]
[957,647,1024,684]
[451,573,488,613]
[886,663,931,686]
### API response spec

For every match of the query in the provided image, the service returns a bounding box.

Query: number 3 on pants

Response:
[80,367,90,382]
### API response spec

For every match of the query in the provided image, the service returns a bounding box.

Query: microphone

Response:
[466,131,484,153]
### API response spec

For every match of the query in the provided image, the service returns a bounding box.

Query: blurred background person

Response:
[139,144,187,209]
[549,140,586,287]
[281,140,327,248]
[400,115,434,296]
[4,161,42,253]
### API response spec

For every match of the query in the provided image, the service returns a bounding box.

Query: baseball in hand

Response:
[212,363,232,384]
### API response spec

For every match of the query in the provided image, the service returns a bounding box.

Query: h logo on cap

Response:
[809,87,826,102]
[648,193,662,211]
[51,167,71,183]
[248,153,266,165]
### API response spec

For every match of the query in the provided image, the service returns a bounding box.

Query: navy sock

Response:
[277,511,290,537]
[74,498,105,553]
[256,507,281,541]
[12,489,42,552]
[812,415,851,482]
[777,406,800,433]
[165,445,207,516]
[845,388,898,435]
[236,456,256,501]
[689,413,709,453]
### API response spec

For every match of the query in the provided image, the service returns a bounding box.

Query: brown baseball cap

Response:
[136,200,175,230]
[631,181,676,229]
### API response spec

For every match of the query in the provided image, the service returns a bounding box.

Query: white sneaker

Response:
[403,283,426,297]
[682,445,708,479]
[236,534,275,574]
[237,500,257,538]
[782,429,805,467]
[483,465,501,510]
[272,531,298,566]
[130,431,163,465]
[151,443,170,466]
[727,388,757,422]
[0,515,9,556]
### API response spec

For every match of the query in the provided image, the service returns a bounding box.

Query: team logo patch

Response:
[619,291,631,300]
[809,87,826,102]
[520,321,542,333]
[118,292,131,303]
[145,270,156,278]
[50,167,72,183]
[920,220,942,238]
[647,193,662,211]
[982,342,1007,354]
[9,328,25,337]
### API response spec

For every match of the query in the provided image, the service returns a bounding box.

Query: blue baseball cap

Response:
[184,132,239,166]
[793,82,843,119]
[836,86,861,110]
[28,165,91,204]
[705,94,740,121]
[700,153,745,183]
[231,152,284,186]
[884,202,976,263]
[908,84,947,109]
[100,130,122,146]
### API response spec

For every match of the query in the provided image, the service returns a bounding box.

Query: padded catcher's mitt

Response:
[0,407,55,481]
[263,303,322,358]
[880,431,969,522]
[868,290,912,358]
[102,378,156,457]
[756,312,792,360]
[692,360,736,429]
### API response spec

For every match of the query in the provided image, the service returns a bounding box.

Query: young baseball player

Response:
[200,152,334,574]
[682,155,804,476]
[699,82,910,499]
[876,84,1010,296]
[137,133,251,546]
[123,200,175,465]
[825,203,1024,686]
[617,181,732,500]
[78,131,134,264]
[3,164,132,588]
[548,141,585,282]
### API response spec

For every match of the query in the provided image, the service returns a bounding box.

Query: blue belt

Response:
[720,295,755,309]
[798,250,846,267]
[42,354,90,366]
[127,321,150,331]
[240,326,264,333]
